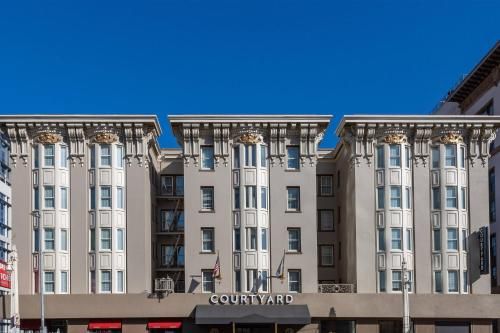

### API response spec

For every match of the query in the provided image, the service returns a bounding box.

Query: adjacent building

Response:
[1,114,500,333]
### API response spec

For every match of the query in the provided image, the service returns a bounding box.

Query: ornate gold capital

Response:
[93,132,118,144]
[440,133,463,144]
[35,132,62,144]
[384,134,407,144]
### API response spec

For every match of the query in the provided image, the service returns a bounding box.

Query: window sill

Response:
[285,210,301,213]
[199,169,215,172]
[199,209,215,213]
[285,169,300,172]
[286,251,302,254]
[200,251,216,255]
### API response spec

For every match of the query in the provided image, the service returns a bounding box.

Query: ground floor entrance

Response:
[234,324,274,333]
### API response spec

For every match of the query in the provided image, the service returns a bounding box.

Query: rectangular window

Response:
[235,270,241,292]
[201,228,215,253]
[60,229,68,251]
[100,186,112,208]
[246,227,257,250]
[463,271,468,293]
[318,175,333,196]
[446,186,458,208]
[261,228,268,251]
[175,176,184,196]
[318,210,334,231]
[445,145,457,167]
[161,245,175,266]
[320,245,334,266]
[202,270,214,293]
[391,228,402,250]
[44,272,55,293]
[448,270,459,292]
[117,145,124,168]
[392,270,402,291]
[60,187,68,209]
[234,188,240,209]
[447,228,458,250]
[117,229,124,251]
[378,229,386,251]
[161,176,174,195]
[379,270,386,292]
[201,187,214,210]
[459,146,465,168]
[101,270,111,293]
[34,229,40,252]
[287,187,300,211]
[404,187,411,209]
[245,186,256,208]
[490,168,496,222]
[247,269,258,292]
[405,146,411,168]
[234,228,241,251]
[201,146,214,170]
[90,187,96,210]
[34,145,40,168]
[461,187,467,210]
[60,145,68,168]
[90,228,95,251]
[117,271,124,293]
[44,228,55,250]
[406,229,412,251]
[44,186,55,209]
[432,187,441,210]
[60,271,68,293]
[376,146,385,169]
[100,228,112,250]
[261,187,267,209]
[433,229,441,251]
[431,146,440,169]
[244,144,256,167]
[389,145,401,167]
[44,144,55,167]
[287,146,300,169]
[288,270,301,293]
[288,228,301,252]
[261,270,268,292]
[100,144,111,167]
[117,187,124,209]
[90,145,95,168]
[462,229,468,251]
[233,146,240,168]
[377,187,385,209]
[260,145,267,167]
[434,271,442,293]
[177,246,185,267]
[34,187,40,210]
[390,186,401,208]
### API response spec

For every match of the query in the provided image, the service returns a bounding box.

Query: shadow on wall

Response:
[469,231,481,284]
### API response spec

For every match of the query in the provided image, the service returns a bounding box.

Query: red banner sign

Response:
[0,260,11,289]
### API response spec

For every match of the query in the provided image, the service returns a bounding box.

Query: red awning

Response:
[88,321,122,330]
[20,319,41,330]
[147,321,182,329]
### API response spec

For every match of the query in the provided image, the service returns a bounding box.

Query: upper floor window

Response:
[389,145,401,167]
[490,168,496,222]
[44,186,55,209]
[60,271,68,293]
[100,144,112,167]
[390,186,401,208]
[320,245,334,266]
[160,210,184,232]
[379,270,386,292]
[44,272,55,293]
[201,186,214,211]
[287,228,301,252]
[434,271,442,293]
[100,228,112,250]
[100,186,112,208]
[377,187,385,209]
[246,227,257,250]
[260,145,267,167]
[446,186,458,209]
[245,186,256,209]
[117,187,124,209]
[44,228,55,250]
[447,228,458,250]
[201,228,215,253]
[392,270,402,291]
[288,270,301,293]
[405,146,411,168]
[117,145,124,168]
[431,147,440,169]
[260,187,268,210]
[117,271,124,293]
[448,270,459,292]
[60,145,68,168]
[90,146,95,169]
[459,146,465,168]
[432,187,441,210]
[376,146,385,169]
[117,229,124,251]
[60,187,68,210]
[391,228,402,250]
[234,188,240,210]
[318,175,333,196]
[201,146,214,170]
[404,187,411,209]
[287,146,300,170]
[433,229,441,251]
[44,144,55,167]
[460,187,467,210]
[378,229,386,251]
[233,146,240,168]
[287,187,300,211]
[445,145,456,167]
[318,210,334,231]
[261,229,268,251]
[244,145,256,167]
[234,228,241,251]
[160,175,184,196]
[60,229,68,251]
[202,270,214,293]
[101,270,112,293]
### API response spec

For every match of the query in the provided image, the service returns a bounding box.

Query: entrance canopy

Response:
[195,305,310,325]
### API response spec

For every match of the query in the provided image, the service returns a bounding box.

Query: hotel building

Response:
[0,114,499,333]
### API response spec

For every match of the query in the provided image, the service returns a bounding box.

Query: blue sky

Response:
[0,1,499,148]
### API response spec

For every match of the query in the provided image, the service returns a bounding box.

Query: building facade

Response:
[0,114,499,333]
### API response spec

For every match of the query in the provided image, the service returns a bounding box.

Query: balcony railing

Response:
[318,283,356,293]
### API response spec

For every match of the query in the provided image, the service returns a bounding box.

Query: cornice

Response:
[168,114,332,124]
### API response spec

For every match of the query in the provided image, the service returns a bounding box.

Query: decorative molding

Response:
[383,133,407,144]
[35,132,63,144]
[439,133,463,144]
[88,127,120,144]
[413,126,432,167]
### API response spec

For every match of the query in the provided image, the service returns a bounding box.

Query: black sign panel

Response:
[479,226,489,275]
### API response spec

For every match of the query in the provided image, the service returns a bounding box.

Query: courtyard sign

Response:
[209,294,294,305]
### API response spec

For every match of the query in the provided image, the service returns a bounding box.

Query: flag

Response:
[212,252,221,279]
[275,250,285,280]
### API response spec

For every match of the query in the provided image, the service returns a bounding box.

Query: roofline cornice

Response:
[168,114,332,124]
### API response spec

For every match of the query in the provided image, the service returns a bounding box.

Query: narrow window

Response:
[318,210,334,231]
[34,187,40,210]
[433,229,441,251]
[431,146,440,169]
[261,270,269,292]
[234,188,240,209]
[490,168,496,222]
[446,186,458,208]
[100,144,111,167]
[101,270,111,293]
[379,270,386,292]
[434,271,442,293]
[432,187,441,210]
[100,228,111,250]
[201,187,214,210]
[376,146,385,169]
[175,176,184,196]
[60,145,68,168]
[44,272,55,293]
[202,271,214,293]
[261,229,268,251]
[260,145,267,167]
[44,144,55,167]
[448,270,459,292]
[100,186,112,208]
[462,229,468,251]
[233,146,240,168]
[117,271,124,293]
[389,145,401,167]
[377,187,385,209]
[459,146,465,168]
[234,228,241,251]
[90,187,96,210]
[405,146,411,168]
[201,146,214,170]
[392,270,402,291]
[117,145,124,168]
[44,228,55,250]
[245,186,256,208]
[60,187,68,210]
[319,175,333,196]
[320,245,334,266]
[261,187,268,210]
[390,186,401,208]
[287,187,300,211]
[461,187,467,210]
[34,145,40,169]
[90,145,95,168]
[117,229,124,251]
[244,144,256,167]
[44,186,55,209]
[404,187,411,209]
[447,228,458,250]
[235,270,241,292]
[287,146,300,169]
[378,229,386,251]
[90,228,95,252]
[288,228,301,252]
[406,229,412,251]
[201,228,215,253]
[60,271,68,293]
[247,269,258,292]
[463,271,468,293]
[161,176,174,196]
[391,228,402,250]
[60,229,68,251]
[445,145,457,167]
[246,227,257,250]
[117,187,124,209]
[288,270,301,293]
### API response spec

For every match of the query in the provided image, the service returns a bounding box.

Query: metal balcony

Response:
[318,283,356,293]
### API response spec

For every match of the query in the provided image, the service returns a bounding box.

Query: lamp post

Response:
[7,246,19,333]
[402,259,410,333]
[31,211,45,333]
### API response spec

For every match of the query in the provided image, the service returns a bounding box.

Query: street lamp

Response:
[31,211,45,333]
[6,246,19,333]
[402,259,411,333]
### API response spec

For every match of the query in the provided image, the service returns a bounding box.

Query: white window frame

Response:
[391,270,402,291]
[260,187,267,210]
[100,186,112,209]
[44,186,55,209]
[100,270,112,293]
[448,270,459,292]
[246,227,257,250]
[245,186,256,209]
[389,145,401,167]
[431,146,440,169]
[244,144,256,167]
[391,228,402,250]
[201,228,215,253]
[260,228,268,251]
[246,269,258,292]
[43,144,55,167]
[390,186,401,209]
[376,145,385,169]
[201,187,214,211]
[201,146,215,170]
[287,228,301,252]
[100,228,112,251]
[446,186,458,209]
[377,187,385,209]
[117,229,124,251]
[288,270,301,293]
[60,187,68,210]
[445,144,457,167]
[60,271,68,293]
[320,245,334,266]
[286,146,300,170]
[44,228,55,251]
[117,187,124,209]
[44,271,55,293]
[117,145,124,168]
[60,145,68,168]
[116,270,125,293]
[202,270,214,293]
[287,187,300,211]
[233,146,240,169]
[260,145,267,168]
[100,144,112,167]
[60,229,68,251]
[319,175,333,196]
[447,228,458,250]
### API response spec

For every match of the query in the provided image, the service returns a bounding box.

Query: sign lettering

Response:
[209,294,294,305]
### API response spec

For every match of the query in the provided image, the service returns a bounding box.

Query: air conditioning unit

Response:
[154,277,174,293]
